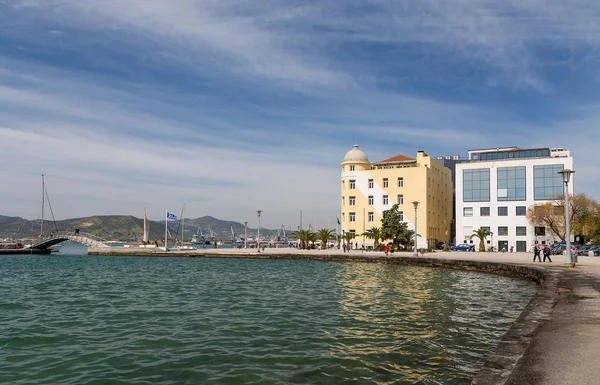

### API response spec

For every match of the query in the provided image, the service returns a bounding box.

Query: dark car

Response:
[450,243,474,251]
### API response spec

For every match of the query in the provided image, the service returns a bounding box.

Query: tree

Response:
[342,231,355,248]
[470,228,490,252]
[527,194,600,242]
[292,229,315,250]
[335,234,343,249]
[381,204,416,249]
[317,229,336,250]
[361,227,382,248]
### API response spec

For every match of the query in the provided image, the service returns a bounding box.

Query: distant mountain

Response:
[0,214,283,242]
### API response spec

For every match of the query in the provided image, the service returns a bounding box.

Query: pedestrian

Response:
[355,242,358,250]
[385,244,390,256]
[543,245,552,262]
[533,245,541,262]
[510,246,514,253]
[342,243,346,253]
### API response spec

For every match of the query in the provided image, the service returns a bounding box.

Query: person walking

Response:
[533,245,541,262]
[543,245,552,262]
[385,244,390,256]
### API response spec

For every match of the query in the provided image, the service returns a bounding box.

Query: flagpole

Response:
[165,210,168,250]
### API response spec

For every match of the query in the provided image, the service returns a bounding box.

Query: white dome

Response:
[342,144,369,163]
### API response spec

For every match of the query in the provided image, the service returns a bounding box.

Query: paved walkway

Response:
[88,247,600,384]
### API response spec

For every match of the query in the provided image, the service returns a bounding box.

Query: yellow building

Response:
[340,145,452,249]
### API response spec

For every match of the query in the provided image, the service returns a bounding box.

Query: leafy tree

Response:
[292,229,315,249]
[527,194,600,242]
[469,228,490,252]
[361,227,382,248]
[381,204,416,249]
[317,229,336,250]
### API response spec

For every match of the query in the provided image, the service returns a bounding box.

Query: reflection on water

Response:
[0,249,536,385]
[333,263,533,383]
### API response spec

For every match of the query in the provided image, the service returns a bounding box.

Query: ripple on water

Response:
[0,250,536,384]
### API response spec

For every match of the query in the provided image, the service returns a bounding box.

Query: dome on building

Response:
[342,144,369,163]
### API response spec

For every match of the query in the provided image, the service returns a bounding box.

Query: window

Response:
[497,166,526,201]
[397,194,404,204]
[399,211,404,221]
[516,206,526,216]
[350,180,356,189]
[516,241,527,252]
[498,226,508,236]
[516,226,527,236]
[368,179,374,188]
[398,177,404,187]
[349,165,355,171]
[383,178,389,188]
[368,195,374,205]
[498,240,508,252]
[535,226,546,236]
[350,230,356,237]
[463,207,473,217]
[349,196,356,206]
[368,212,374,222]
[534,164,565,200]
[342,197,345,206]
[383,195,389,205]
[498,207,508,216]
[480,207,490,216]
[349,212,356,222]
[463,168,490,202]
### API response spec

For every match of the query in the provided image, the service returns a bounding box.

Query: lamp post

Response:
[558,169,575,267]
[412,201,419,257]
[244,221,248,249]
[257,210,262,253]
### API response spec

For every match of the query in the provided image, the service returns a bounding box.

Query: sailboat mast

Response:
[41,174,45,239]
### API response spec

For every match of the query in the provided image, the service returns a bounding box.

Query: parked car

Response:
[450,243,475,251]
[589,246,600,256]
[577,245,592,256]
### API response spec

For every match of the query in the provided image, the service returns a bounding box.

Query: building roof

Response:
[342,144,369,163]
[377,154,415,163]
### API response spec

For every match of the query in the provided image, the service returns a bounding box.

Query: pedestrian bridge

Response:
[31,232,110,249]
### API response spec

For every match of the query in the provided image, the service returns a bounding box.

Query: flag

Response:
[337,218,341,225]
[167,212,178,220]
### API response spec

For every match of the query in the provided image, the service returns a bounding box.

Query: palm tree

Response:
[292,229,312,249]
[335,234,343,249]
[342,232,355,249]
[361,227,382,248]
[470,228,490,252]
[317,229,336,250]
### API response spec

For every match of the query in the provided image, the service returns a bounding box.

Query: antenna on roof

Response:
[354,132,357,146]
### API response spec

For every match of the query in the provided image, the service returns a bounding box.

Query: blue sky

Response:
[1,0,598,228]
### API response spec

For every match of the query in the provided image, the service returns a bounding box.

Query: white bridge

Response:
[31,231,111,249]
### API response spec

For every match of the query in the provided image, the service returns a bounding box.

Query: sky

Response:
[1,0,599,228]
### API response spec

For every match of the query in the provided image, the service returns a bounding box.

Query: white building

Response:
[455,147,574,252]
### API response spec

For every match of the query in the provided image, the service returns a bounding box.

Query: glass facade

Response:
[497,166,526,201]
[534,164,564,200]
[472,148,550,161]
[463,168,490,202]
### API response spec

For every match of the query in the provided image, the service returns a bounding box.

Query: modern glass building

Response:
[455,147,574,252]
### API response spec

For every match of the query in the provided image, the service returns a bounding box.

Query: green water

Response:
[0,245,536,384]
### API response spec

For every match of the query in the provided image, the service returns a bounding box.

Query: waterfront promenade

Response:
[87,247,600,385]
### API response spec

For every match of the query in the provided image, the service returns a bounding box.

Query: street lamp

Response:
[412,201,419,257]
[558,169,575,267]
[244,221,248,249]
[257,210,262,253]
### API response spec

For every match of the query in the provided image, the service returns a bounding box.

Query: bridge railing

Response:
[57,231,109,243]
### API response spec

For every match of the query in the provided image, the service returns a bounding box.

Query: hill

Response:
[0,214,282,242]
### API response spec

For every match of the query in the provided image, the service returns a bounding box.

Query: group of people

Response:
[533,244,552,262]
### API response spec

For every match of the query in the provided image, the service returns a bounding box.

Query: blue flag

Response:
[167,212,178,220]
